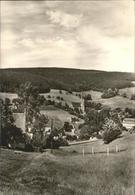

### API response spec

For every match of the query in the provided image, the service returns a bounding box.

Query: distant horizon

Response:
[0,66,134,74]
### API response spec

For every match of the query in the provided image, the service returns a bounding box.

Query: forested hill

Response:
[0,67,135,92]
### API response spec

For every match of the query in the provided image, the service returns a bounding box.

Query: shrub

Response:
[101,88,118,99]
[1,125,25,148]
[129,126,135,134]
[25,143,34,152]
[131,94,135,100]
[79,125,91,140]
[66,135,77,141]
[47,95,51,99]
[102,118,122,144]
[45,135,68,149]
[122,93,127,98]
[84,94,92,100]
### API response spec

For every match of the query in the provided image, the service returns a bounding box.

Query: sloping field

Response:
[0,133,134,195]
[119,87,135,98]
[0,88,134,109]
[41,108,83,128]
[41,89,81,107]
[42,89,135,109]
[82,90,135,109]
[0,92,17,101]
[95,95,135,109]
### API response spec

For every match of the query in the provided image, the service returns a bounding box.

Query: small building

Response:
[13,113,25,132]
[123,118,135,130]
[43,126,51,135]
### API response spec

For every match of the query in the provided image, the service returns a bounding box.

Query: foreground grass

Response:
[0,134,135,195]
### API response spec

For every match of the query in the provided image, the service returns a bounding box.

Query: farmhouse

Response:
[13,112,53,132]
[122,118,135,129]
[13,113,25,132]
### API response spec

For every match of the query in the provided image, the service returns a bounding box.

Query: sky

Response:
[1,0,134,72]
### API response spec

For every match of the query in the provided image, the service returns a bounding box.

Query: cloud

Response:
[46,10,82,29]
[1,0,134,72]
[2,38,81,68]
[77,25,134,72]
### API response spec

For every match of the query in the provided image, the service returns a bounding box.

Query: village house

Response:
[13,113,25,132]
[122,118,135,130]
[13,112,52,137]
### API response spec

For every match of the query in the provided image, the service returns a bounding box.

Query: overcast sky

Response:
[1,0,134,72]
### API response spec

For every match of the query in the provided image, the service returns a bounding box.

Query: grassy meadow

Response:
[41,107,84,129]
[119,87,135,98]
[42,88,135,110]
[0,132,134,195]
[0,87,135,110]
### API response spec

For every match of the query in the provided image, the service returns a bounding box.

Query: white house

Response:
[123,118,135,130]
[13,113,25,132]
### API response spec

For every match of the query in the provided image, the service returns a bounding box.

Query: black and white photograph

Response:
[0,0,135,194]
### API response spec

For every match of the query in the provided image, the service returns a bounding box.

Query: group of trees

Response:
[79,105,124,143]
[124,107,135,118]
[1,82,68,151]
[0,98,25,148]
[101,88,119,99]
[1,81,134,150]
[0,68,134,93]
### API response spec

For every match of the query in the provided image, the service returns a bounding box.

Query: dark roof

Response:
[72,102,81,107]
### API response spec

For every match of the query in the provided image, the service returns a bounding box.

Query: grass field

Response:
[119,87,135,98]
[0,92,17,101]
[42,88,135,109]
[41,107,83,128]
[0,132,134,195]
[80,89,135,109]
[1,87,134,110]
[41,89,81,108]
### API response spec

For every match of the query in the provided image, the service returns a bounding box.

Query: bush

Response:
[129,126,135,134]
[47,95,51,99]
[131,94,135,100]
[84,94,92,100]
[25,143,34,152]
[45,136,68,149]
[66,135,77,141]
[101,88,118,99]
[1,125,25,148]
[102,118,122,144]
[122,93,127,98]
[79,125,91,140]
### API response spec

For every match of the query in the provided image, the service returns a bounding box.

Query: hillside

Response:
[0,87,134,110]
[0,68,135,92]
[0,132,134,195]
